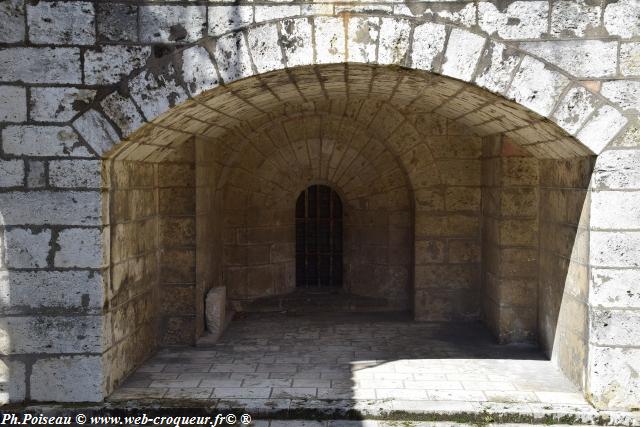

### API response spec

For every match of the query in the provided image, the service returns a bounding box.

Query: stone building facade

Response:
[0,0,638,411]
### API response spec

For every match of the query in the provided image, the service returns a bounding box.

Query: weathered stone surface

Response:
[592,191,640,230]
[442,29,485,81]
[128,67,188,122]
[2,228,51,269]
[591,268,640,308]
[520,41,617,79]
[73,109,120,156]
[315,17,345,64]
[100,93,145,138]
[2,125,88,157]
[589,345,640,410]
[247,24,283,73]
[49,160,101,189]
[620,43,640,77]
[550,0,601,38]
[54,228,103,268]
[601,80,640,112]
[604,0,640,39]
[594,149,640,190]
[576,106,627,154]
[551,86,598,135]
[0,191,100,226]
[0,0,24,43]
[0,160,23,187]
[208,6,253,36]
[507,56,570,117]
[478,1,548,40]
[590,231,640,268]
[378,18,411,66]
[0,48,80,84]
[29,87,95,123]
[27,1,95,45]
[26,161,45,188]
[591,309,640,347]
[84,46,151,86]
[205,287,226,341]
[280,18,313,68]
[348,17,379,64]
[474,42,520,95]
[140,6,206,43]
[0,270,103,313]
[411,22,446,71]
[213,32,253,82]
[0,85,26,122]
[0,358,25,403]
[255,5,299,23]
[97,4,137,43]
[30,356,103,402]
[180,46,219,96]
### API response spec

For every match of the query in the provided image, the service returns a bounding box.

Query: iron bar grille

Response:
[295,185,343,288]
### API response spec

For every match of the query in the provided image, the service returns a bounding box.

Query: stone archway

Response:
[0,6,638,412]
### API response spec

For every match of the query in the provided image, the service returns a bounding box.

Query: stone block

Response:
[0,270,103,314]
[84,45,151,86]
[0,191,101,226]
[180,46,219,96]
[411,22,446,71]
[0,160,23,187]
[499,219,538,247]
[620,43,640,77]
[205,287,226,340]
[441,29,485,82]
[3,228,51,269]
[378,18,411,66]
[576,106,628,154]
[0,0,24,43]
[0,315,102,354]
[348,17,379,64]
[551,86,598,136]
[49,160,101,189]
[592,191,640,230]
[521,41,617,79]
[445,187,481,212]
[247,24,283,73]
[593,150,640,190]
[255,5,298,23]
[590,231,640,268]
[213,32,253,83]
[415,289,480,321]
[73,109,120,156]
[2,125,89,157]
[601,80,640,112]
[415,239,445,264]
[97,3,137,42]
[588,346,640,410]
[478,1,548,40]
[280,18,313,68]
[507,56,570,117]
[0,48,81,84]
[0,86,26,122]
[27,1,95,45]
[54,227,103,268]
[448,240,481,263]
[314,17,345,64]
[101,93,145,138]
[550,0,601,38]
[474,42,521,95]
[590,309,640,347]
[0,358,25,403]
[604,0,640,38]
[591,268,640,309]
[30,356,103,402]
[30,87,95,123]
[140,5,206,43]
[208,6,253,36]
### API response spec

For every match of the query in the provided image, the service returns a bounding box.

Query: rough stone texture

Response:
[551,86,598,136]
[442,29,485,81]
[411,22,446,71]
[54,228,103,268]
[0,86,26,122]
[208,6,253,37]
[97,3,137,43]
[27,1,95,45]
[601,80,640,112]
[520,41,617,79]
[0,0,24,43]
[140,6,206,43]
[604,0,640,39]
[576,106,628,154]
[550,0,601,38]
[73,110,120,156]
[2,228,51,269]
[2,125,88,157]
[30,356,103,402]
[84,46,151,86]
[29,87,96,123]
[0,160,23,187]
[620,43,640,77]
[0,48,81,84]
[205,287,226,340]
[478,1,548,40]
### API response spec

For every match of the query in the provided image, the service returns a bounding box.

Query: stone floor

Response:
[107,312,607,422]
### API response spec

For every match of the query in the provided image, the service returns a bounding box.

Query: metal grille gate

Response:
[295,185,343,288]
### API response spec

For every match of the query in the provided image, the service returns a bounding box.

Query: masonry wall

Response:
[539,156,593,389]
[481,136,539,343]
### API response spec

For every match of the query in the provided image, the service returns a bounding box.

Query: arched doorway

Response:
[295,184,343,288]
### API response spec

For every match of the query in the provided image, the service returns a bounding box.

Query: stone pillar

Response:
[481,135,539,343]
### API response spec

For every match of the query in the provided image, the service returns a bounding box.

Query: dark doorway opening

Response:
[295,185,343,288]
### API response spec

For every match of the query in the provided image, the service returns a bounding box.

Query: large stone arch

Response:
[0,7,638,412]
